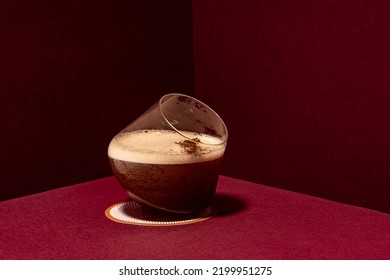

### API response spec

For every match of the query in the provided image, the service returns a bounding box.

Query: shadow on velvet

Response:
[212,193,246,216]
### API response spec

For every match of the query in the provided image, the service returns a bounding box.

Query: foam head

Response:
[108,129,226,164]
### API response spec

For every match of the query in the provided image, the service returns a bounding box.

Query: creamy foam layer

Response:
[108,129,226,164]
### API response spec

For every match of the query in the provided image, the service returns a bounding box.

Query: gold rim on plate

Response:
[105,200,216,226]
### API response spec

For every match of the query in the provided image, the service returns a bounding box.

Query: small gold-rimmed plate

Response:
[105,200,216,226]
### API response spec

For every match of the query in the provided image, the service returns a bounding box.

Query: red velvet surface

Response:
[1,176,389,260]
[193,0,390,213]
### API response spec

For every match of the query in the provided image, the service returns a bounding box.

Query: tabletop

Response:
[0,175,389,259]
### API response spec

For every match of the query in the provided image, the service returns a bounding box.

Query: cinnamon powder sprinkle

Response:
[175,138,202,155]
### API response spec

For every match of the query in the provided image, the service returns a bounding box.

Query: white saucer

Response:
[105,200,216,226]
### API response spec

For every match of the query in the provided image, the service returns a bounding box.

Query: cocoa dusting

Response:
[175,138,202,155]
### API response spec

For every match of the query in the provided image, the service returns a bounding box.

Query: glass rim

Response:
[159,93,228,146]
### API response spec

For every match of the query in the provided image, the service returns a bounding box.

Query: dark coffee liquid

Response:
[109,157,222,213]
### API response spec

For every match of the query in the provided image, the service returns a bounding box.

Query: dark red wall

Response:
[0,0,194,201]
[2,0,389,214]
[193,0,390,213]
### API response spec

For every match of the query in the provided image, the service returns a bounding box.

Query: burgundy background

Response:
[194,0,390,213]
[1,0,390,214]
[0,1,194,200]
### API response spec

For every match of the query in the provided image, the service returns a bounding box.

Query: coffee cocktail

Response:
[108,94,228,214]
